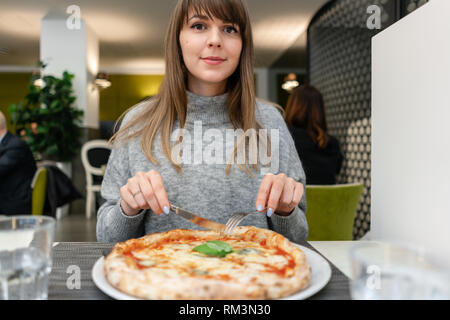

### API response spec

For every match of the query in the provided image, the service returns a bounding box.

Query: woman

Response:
[285,85,343,185]
[97,0,308,244]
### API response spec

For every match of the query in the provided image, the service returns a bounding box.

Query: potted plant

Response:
[8,62,84,164]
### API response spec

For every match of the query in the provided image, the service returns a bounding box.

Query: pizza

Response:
[103,226,311,299]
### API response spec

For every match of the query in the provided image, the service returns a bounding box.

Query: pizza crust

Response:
[104,226,311,299]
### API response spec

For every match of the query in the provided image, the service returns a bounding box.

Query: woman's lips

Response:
[201,58,225,65]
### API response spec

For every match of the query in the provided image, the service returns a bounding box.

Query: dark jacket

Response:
[289,126,343,185]
[42,165,83,217]
[0,132,37,215]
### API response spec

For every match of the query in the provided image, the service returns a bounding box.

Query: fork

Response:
[222,207,267,236]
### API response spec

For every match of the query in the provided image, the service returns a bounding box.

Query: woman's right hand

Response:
[119,170,170,216]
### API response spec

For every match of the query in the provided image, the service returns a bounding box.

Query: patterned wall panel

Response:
[307,0,392,239]
[307,0,428,238]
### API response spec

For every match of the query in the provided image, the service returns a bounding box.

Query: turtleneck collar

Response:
[186,90,229,125]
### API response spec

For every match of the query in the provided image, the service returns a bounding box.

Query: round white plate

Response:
[92,244,331,300]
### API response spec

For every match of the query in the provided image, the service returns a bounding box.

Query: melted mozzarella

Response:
[129,239,294,283]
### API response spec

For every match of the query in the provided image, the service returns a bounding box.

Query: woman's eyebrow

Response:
[188,14,210,21]
[188,14,235,24]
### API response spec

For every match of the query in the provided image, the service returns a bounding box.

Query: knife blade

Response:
[170,205,226,233]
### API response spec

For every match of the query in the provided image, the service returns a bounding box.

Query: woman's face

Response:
[179,11,243,95]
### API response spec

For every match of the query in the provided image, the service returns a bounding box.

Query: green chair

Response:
[31,167,48,216]
[305,183,364,241]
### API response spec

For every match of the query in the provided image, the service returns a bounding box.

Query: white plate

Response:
[92,244,332,300]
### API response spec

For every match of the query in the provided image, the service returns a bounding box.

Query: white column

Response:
[40,14,99,129]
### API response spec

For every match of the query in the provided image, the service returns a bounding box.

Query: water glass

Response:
[0,216,56,300]
[349,241,449,300]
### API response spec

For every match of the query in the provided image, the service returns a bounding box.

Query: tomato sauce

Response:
[122,234,295,277]
[205,274,231,281]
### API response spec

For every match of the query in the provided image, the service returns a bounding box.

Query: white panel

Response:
[85,23,99,129]
[372,0,450,263]
[40,17,99,128]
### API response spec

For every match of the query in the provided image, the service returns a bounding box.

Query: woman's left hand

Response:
[255,173,304,217]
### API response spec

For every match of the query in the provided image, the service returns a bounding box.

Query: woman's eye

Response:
[224,26,238,34]
[191,23,205,31]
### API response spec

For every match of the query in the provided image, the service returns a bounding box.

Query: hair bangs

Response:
[183,0,246,30]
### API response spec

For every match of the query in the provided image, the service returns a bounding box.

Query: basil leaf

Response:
[192,240,233,257]
[205,242,223,251]
[192,243,221,256]
[206,240,233,253]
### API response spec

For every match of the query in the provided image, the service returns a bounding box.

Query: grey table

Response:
[48,241,351,300]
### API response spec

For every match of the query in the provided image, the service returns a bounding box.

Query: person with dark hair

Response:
[0,111,37,215]
[285,85,343,185]
[96,0,309,243]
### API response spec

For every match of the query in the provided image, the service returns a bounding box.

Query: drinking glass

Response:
[349,241,449,300]
[0,216,56,300]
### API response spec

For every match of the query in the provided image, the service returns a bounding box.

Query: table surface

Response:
[309,241,357,280]
[48,241,351,300]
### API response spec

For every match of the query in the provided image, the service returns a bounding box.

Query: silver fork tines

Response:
[222,208,266,236]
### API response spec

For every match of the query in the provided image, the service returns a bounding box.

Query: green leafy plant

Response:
[193,240,234,257]
[8,62,84,162]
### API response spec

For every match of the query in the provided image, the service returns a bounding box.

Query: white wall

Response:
[371,0,450,263]
[40,17,99,128]
[85,23,99,128]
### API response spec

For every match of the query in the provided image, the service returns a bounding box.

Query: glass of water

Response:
[0,216,56,300]
[349,241,450,300]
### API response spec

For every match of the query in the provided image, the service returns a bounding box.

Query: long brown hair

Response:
[110,0,270,176]
[285,85,330,149]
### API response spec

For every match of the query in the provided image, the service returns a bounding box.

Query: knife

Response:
[170,204,226,233]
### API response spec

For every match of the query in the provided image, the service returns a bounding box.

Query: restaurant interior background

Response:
[0,0,446,251]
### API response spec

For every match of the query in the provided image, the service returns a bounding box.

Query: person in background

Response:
[285,85,343,185]
[0,111,37,215]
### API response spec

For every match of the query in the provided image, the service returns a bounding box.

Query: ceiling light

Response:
[282,73,300,92]
[95,72,111,89]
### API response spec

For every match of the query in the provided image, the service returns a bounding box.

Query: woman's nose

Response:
[207,29,222,48]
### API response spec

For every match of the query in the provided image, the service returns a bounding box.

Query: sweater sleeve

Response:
[259,103,309,243]
[96,106,148,243]
[270,138,309,243]
[96,142,146,243]
[270,141,309,243]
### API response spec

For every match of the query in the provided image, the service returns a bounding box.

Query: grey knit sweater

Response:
[96,91,308,244]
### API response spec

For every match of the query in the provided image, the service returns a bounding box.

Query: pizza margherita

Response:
[103,226,311,299]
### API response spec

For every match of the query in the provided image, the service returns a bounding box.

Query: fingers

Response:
[256,173,274,212]
[266,174,287,217]
[256,173,303,217]
[128,176,150,210]
[120,170,170,216]
[147,170,170,215]
[292,182,304,208]
[278,178,295,210]
[137,172,161,214]
[120,186,140,215]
